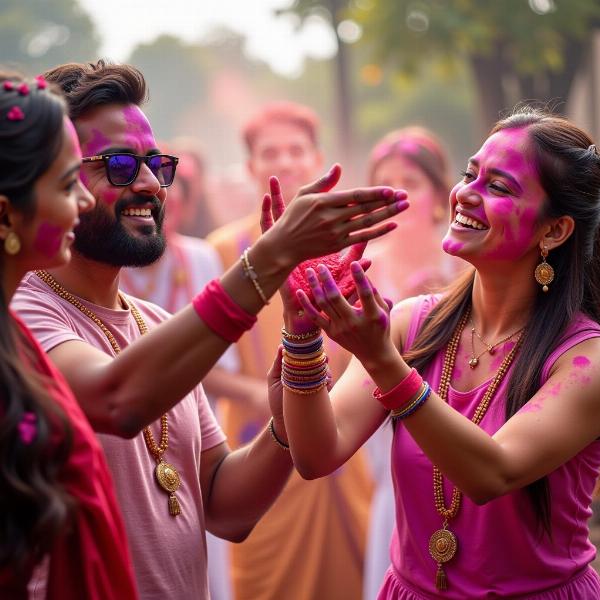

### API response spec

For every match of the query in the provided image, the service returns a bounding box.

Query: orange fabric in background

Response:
[208,217,373,600]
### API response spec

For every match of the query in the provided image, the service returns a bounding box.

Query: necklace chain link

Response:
[34,270,168,459]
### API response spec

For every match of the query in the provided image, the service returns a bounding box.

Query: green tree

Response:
[0,0,98,74]
[285,0,600,131]
[128,35,208,141]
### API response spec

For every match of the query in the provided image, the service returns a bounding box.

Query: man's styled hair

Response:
[44,59,147,120]
[242,101,320,154]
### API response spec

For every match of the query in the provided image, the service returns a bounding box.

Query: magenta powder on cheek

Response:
[442,239,464,254]
[103,189,120,205]
[34,223,63,258]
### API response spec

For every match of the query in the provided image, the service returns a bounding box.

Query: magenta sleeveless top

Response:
[381,295,600,599]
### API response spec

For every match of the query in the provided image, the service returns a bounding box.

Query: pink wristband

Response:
[192,279,257,343]
[372,368,424,410]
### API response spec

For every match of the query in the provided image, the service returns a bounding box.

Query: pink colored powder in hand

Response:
[290,252,361,302]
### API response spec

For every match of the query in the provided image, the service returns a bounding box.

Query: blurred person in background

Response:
[167,137,218,238]
[207,101,374,600]
[361,127,460,600]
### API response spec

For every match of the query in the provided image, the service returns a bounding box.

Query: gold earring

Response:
[534,245,554,292]
[4,231,21,256]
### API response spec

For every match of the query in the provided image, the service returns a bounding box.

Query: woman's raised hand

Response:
[296,261,396,366]
[260,165,408,332]
[260,164,408,266]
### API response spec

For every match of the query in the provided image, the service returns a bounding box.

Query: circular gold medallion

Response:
[155,461,181,493]
[429,528,457,563]
[534,263,554,286]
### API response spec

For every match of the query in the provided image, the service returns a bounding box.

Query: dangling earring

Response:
[4,231,21,255]
[534,244,554,292]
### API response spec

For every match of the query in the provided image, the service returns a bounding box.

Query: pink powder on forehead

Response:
[123,106,153,135]
[34,223,63,258]
[85,128,111,156]
[65,118,81,158]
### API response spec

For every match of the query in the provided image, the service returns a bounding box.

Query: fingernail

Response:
[396,200,409,210]
[394,190,408,201]
[381,188,393,199]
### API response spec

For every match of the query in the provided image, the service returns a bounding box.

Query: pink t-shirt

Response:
[13,272,226,600]
[381,295,600,599]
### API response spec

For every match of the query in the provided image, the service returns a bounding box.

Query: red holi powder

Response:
[290,253,357,302]
[34,223,63,258]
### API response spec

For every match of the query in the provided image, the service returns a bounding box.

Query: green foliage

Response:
[351,0,600,76]
[128,35,208,140]
[0,0,98,75]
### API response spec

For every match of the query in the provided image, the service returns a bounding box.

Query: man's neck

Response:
[48,252,123,309]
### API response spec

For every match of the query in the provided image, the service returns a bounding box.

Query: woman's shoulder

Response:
[391,293,442,352]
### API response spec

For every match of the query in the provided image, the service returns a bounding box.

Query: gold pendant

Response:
[468,357,479,369]
[155,460,182,517]
[429,527,457,590]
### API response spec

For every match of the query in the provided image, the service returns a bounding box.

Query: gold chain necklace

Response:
[429,306,524,590]
[35,270,182,517]
[468,317,525,369]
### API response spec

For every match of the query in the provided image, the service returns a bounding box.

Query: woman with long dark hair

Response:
[0,72,139,598]
[276,107,600,598]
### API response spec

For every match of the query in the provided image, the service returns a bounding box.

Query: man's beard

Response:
[73,195,167,267]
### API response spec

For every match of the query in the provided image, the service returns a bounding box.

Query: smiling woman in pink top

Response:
[274,107,600,598]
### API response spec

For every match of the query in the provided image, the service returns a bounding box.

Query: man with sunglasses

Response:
[11,60,406,600]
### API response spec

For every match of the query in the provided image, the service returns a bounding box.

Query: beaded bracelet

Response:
[372,368,424,410]
[241,247,269,305]
[390,382,432,420]
[268,417,290,450]
[281,327,321,341]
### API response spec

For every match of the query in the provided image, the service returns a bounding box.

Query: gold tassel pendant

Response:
[436,563,447,590]
[169,493,181,516]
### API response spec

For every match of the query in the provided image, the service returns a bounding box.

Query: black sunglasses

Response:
[82,153,179,187]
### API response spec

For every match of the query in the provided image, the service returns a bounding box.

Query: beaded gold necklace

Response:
[429,306,524,590]
[35,270,182,517]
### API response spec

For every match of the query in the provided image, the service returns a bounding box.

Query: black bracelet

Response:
[268,417,290,450]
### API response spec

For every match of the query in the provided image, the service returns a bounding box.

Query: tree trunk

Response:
[469,42,509,134]
[327,0,356,178]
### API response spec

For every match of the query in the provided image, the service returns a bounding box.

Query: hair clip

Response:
[17,412,37,444]
[35,75,48,90]
[17,83,30,96]
[588,144,598,156]
[2,81,14,92]
[7,106,25,121]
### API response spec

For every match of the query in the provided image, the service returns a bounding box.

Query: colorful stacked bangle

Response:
[281,335,328,395]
